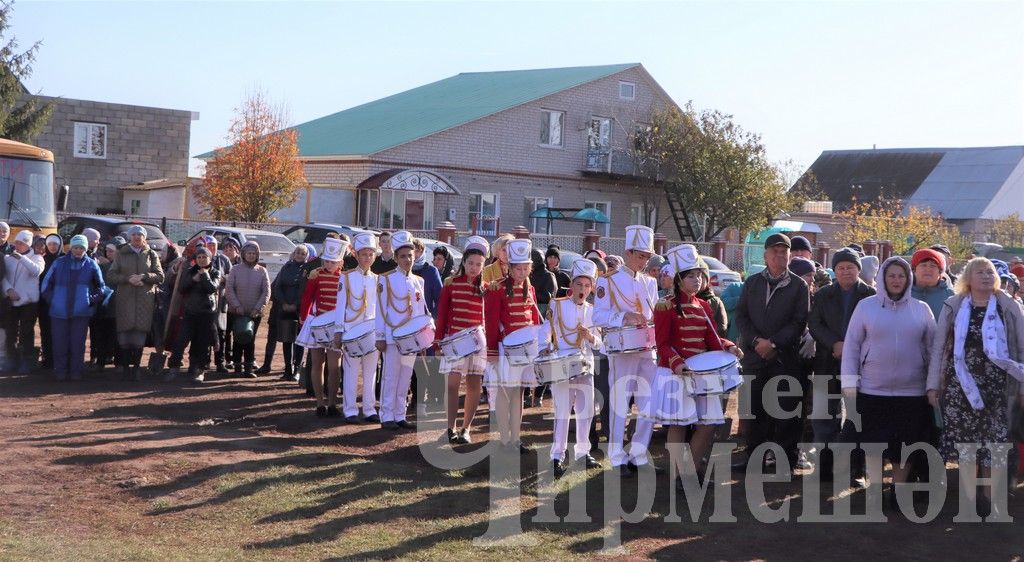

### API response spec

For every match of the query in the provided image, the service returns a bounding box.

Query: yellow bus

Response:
[0,138,64,239]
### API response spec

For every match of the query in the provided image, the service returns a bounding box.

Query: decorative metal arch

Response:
[357,168,460,194]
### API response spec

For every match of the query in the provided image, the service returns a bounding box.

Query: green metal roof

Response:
[196,63,639,159]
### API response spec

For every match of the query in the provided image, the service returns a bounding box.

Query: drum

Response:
[310,313,337,345]
[603,324,655,354]
[640,367,698,426]
[533,348,588,385]
[694,394,727,425]
[685,350,739,396]
[393,315,435,355]
[341,320,377,358]
[439,326,485,360]
[502,325,540,366]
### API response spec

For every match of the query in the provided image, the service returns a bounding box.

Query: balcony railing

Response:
[584,148,658,178]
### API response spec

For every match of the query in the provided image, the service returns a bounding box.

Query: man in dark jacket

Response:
[545,246,571,298]
[735,233,810,472]
[807,247,875,479]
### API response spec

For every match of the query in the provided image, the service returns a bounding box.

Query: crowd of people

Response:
[3,219,1024,514]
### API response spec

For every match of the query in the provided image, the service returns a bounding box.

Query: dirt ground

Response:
[1,330,1023,560]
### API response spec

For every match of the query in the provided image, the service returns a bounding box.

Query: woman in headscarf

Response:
[37,233,64,370]
[106,225,165,381]
[432,245,455,282]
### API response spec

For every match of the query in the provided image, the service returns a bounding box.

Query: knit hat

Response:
[832,248,861,270]
[645,254,667,272]
[69,235,88,249]
[790,236,812,253]
[788,257,815,277]
[14,229,32,246]
[193,246,212,258]
[82,228,101,243]
[911,248,946,271]
[929,244,952,257]
[860,255,880,284]
[111,236,127,248]
[125,225,147,238]
[991,259,1010,278]
[1011,263,1024,279]
[544,246,560,260]
[847,243,865,257]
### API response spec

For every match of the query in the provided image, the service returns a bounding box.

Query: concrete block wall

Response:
[30,96,192,213]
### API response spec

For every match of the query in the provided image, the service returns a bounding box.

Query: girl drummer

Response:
[297,237,348,417]
[435,235,490,445]
[547,259,603,478]
[484,238,542,453]
[653,244,742,484]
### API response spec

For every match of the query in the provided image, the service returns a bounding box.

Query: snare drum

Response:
[685,350,739,396]
[641,367,698,426]
[694,394,727,425]
[296,312,338,349]
[533,348,588,385]
[393,315,436,355]
[341,320,377,358]
[439,326,485,360]
[502,325,539,367]
[603,323,655,354]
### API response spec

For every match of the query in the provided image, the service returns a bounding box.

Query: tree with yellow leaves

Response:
[196,91,306,222]
[835,196,971,257]
[989,213,1024,248]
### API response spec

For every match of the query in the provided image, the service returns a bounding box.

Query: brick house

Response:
[29,95,194,214]
[204,63,677,239]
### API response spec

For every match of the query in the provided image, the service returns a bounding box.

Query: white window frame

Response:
[588,117,611,150]
[539,109,564,148]
[129,199,141,216]
[73,122,107,159]
[629,202,656,227]
[469,191,500,236]
[584,200,611,237]
[529,196,553,235]
[619,81,636,100]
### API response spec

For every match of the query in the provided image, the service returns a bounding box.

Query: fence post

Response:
[712,238,727,262]
[436,221,457,245]
[582,228,601,254]
[654,233,668,255]
[863,239,878,256]
[879,240,893,261]
[161,217,167,234]
[816,242,831,268]
[512,225,531,240]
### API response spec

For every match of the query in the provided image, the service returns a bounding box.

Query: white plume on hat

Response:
[665,243,705,277]
[506,238,532,265]
[571,258,598,281]
[321,237,350,262]
[352,232,379,254]
[463,235,490,257]
[391,230,414,252]
[625,225,655,253]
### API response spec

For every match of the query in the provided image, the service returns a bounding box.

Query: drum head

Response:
[686,350,736,372]
[343,320,374,341]
[503,325,537,346]
[309,313,335,328]
[394,315,432,337]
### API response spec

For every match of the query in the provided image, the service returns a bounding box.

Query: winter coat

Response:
[179,265,221,315]
[225,242,270,316]
[272,260,304,317]
[40,253,106,319]
[734,267,810,372]
[808,279,876,377]
[3,249,44,306]
[697,286,728,338]
[413,261,443,317]
[840,257,935,396]
[911,277,954,321]
[105,243,165,333]
[720,282,742,342]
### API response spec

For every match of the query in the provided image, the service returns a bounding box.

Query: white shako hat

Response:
[571,258,598,282]
[463,235,490,257]
[321,237,350,262]
[506,238,533,265]
[390,230,415,252]
[625,224,655,253]
[351,232,379,254]
[665,243,705,276]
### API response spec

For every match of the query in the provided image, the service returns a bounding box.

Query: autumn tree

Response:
[0,1,53,142]
[197,91,306,222]
[989,213,1024,248]
[834,196,972,257]
[640,103,795,240]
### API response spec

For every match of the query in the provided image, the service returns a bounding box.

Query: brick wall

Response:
[29,96,192,214]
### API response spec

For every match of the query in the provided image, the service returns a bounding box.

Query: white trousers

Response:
[343,350,380,418]
[608,352,657,467]
[550,373,595,462]
[381,344,416,423]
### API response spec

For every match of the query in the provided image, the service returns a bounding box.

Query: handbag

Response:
[232,315,255,345]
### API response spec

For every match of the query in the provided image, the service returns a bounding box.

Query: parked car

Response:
[57,214,170,256]
[702,255,741,296]
[557,250,584,275]
[420,238,463,271]
[192,226,295,278]
[281,223,379,255]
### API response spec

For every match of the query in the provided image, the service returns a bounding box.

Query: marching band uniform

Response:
[435,235,490,444]
[296,237,348,416]
[484,238,542,450]
[593,225,659,471]
[548,259,602,473]
[376,231,428,429]
[336,232,381,422]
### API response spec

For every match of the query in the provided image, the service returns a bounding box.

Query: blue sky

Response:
[14,0,1024,176]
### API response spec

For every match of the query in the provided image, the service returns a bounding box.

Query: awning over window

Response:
[356,168,460,194]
